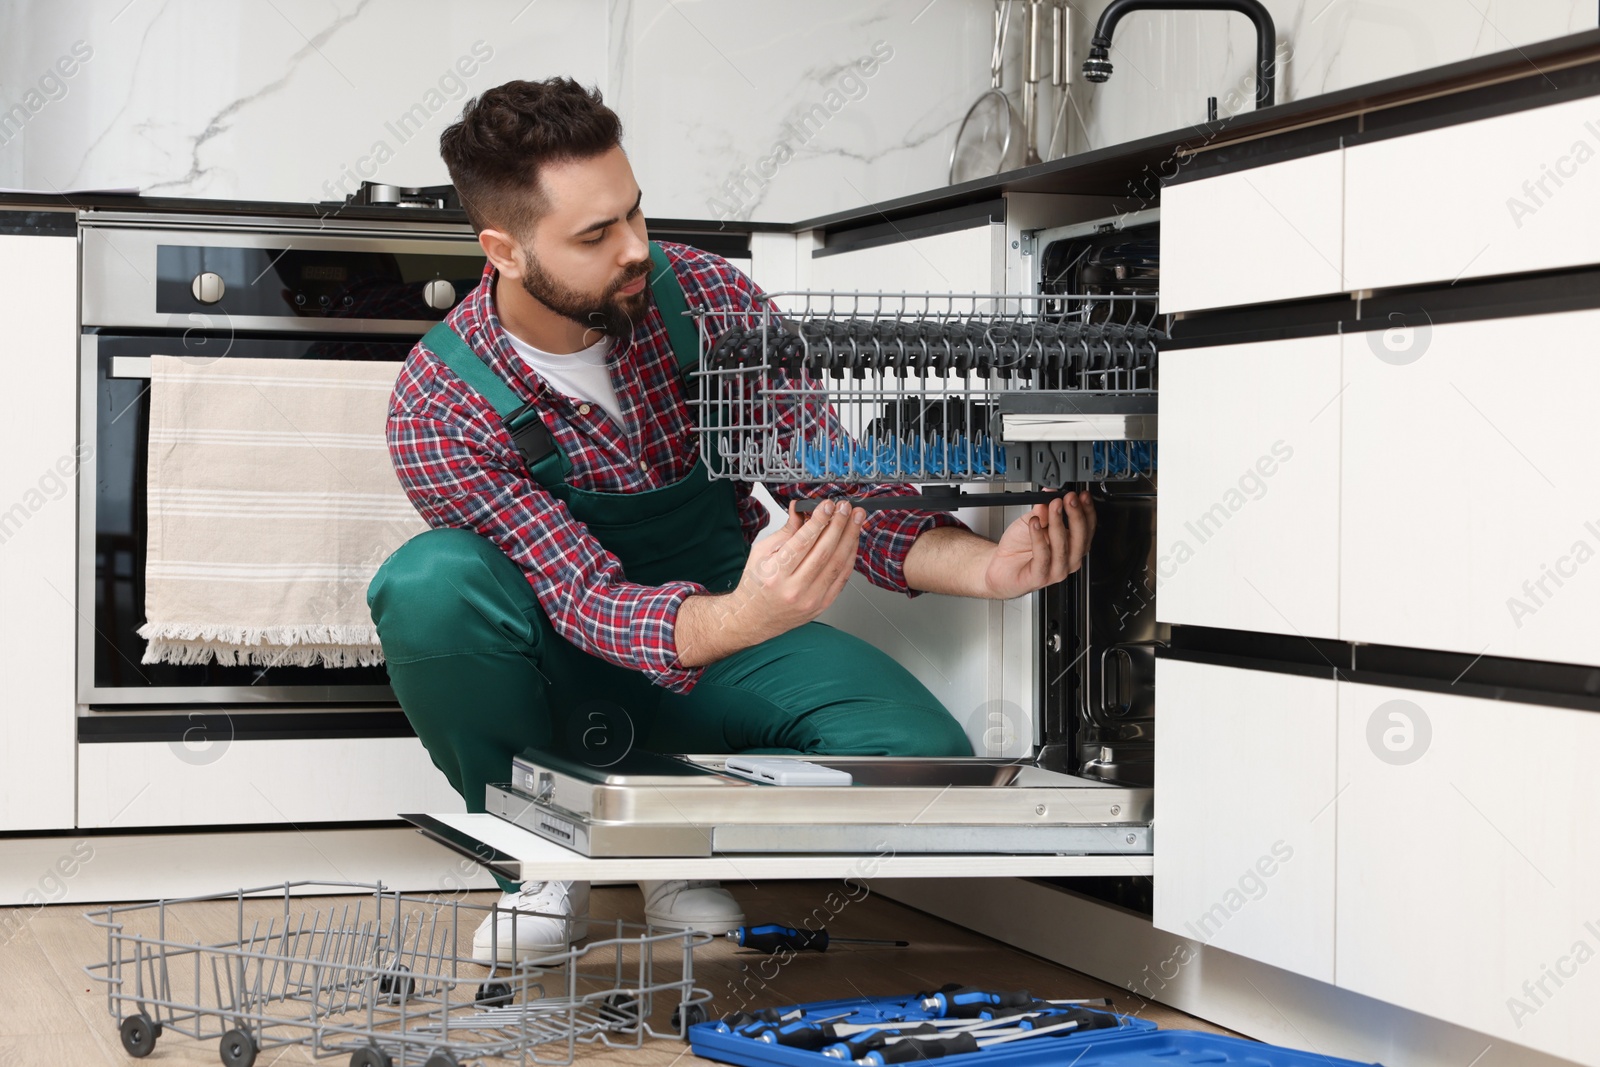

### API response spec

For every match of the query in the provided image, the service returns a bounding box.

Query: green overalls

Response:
[367,245,970,887]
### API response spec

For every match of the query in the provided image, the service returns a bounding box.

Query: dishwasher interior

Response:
[476,209,1165,862]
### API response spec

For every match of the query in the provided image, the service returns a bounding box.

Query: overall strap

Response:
[421,321,568,481]
[648,241,699,382]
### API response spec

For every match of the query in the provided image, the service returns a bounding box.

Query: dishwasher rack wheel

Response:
[475,978,513,1006]
[118,1012,158,1057]
[218,1027,257,1067]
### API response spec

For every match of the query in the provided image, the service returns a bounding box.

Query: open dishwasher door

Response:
[403,750,1152,883]
[489,750,1149,856]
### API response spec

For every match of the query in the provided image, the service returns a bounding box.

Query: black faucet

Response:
[1083,0,1277,110]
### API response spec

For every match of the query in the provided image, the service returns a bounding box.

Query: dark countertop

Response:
[7,26,1599,238]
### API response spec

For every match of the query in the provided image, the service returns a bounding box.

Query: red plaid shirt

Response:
[386,241,967,694]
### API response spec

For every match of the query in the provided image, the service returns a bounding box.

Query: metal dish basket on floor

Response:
[688,291,1162,490]
[84,880,712,1067]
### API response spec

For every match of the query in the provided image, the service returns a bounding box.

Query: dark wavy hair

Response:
[439,77,622,236]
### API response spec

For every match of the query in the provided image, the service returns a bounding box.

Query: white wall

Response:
[0,1,607,203]
[0,0,998,223]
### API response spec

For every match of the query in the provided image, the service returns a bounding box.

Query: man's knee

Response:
[368,527,530,657]
[370,528,500,610]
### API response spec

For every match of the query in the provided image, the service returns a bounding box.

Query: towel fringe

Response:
[137,622,389,668]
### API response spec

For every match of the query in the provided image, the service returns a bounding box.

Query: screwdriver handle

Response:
[821,1024,939,1058]
[731,923,830,953]
[861,1033,981,1064]
[924,986,1034,1018]
[742,1020,838,1049]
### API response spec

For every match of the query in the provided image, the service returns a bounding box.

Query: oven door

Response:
[79,330,419,706]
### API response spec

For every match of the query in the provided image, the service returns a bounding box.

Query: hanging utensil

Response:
[1021,0,1043,165]
[948,0,1024,184]
[1045,1,1074,160]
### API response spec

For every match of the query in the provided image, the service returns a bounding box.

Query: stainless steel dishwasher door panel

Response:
[506,753,1152,826]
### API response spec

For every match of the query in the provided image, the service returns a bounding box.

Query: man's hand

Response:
[980,490,1097,600]
[674,499,865,667]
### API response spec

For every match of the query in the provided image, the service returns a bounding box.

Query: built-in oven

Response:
[77,213,486,707]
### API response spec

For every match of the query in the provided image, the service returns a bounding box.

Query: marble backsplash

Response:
[1067,0,1599,152]
[0,1,1595,223]
[0,0,996,223]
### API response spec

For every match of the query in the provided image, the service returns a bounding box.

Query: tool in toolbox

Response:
[855,1014,1115,1064]
[689,991,1387,1067]
[819,1008,1117,1059]
[913,985,1035,1018]
[716,991,1109,1050]
[828,1002,1111,1035]
[736,1005,1111,1052]
[729,924,910,954]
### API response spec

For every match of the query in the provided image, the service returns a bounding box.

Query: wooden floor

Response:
[2,880,1233,1065]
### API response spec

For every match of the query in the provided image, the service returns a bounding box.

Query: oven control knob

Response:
[423,278,457,310]
[191,272,225,305]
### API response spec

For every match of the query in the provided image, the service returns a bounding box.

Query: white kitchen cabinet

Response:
[0,230,80,832]
[1340,310,1600,665]
[1160,150,1344,313]
[1156,335,1343,639]
[1336,681,1600,1066]
[1153,658,1337,982]
[1345,95,1600,292]
[78,737,466,828]
[801,218,1003,295]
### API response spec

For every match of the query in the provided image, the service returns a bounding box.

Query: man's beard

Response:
[520,251,652,340]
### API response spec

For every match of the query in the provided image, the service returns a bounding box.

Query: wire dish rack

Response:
[84,880,712,1067]
[690,292,1161,489]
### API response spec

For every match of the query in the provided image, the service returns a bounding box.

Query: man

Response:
[367,77,1096,963]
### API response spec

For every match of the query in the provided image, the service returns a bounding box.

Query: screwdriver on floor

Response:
[727,923,910,953]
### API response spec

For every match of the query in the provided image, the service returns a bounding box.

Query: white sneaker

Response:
[472,881,590,963]
[639,880,744,934]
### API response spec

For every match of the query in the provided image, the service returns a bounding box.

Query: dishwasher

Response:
[405,208,1164,878]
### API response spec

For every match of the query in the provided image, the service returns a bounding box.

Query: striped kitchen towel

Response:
[137,355,429,668]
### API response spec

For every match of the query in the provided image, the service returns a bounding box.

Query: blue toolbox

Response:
[688,989,1383,1067]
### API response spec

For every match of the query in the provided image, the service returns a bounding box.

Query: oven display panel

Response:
[156,245,486,320]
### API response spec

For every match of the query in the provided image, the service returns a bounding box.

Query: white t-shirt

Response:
[504,330,627,430]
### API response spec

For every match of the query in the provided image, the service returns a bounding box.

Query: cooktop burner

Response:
[339,181,460,210]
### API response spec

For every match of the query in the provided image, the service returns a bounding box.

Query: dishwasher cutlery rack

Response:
[85,880,711,1067]
[690,292,1162,486]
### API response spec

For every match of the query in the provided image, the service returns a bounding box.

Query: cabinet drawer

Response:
[78,738,465,828]
[1152,659,1336,981]
[1156,335,1342,638]
[1161,150,1343,313]
[1340,309,1600,665]
[1345,95,1600,291]
[803,220,1002,294]
[1336,682,1600,1065]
